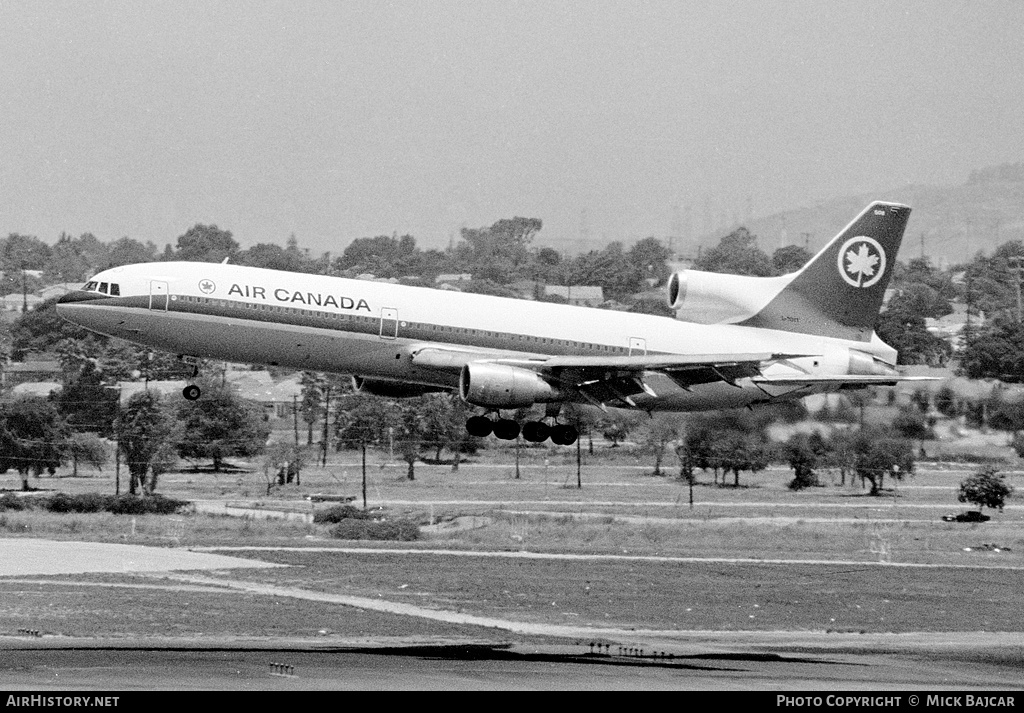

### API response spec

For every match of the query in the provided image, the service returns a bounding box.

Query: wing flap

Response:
[752,374,941,386]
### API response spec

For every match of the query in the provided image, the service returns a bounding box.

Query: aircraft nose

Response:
[55,290,104,316]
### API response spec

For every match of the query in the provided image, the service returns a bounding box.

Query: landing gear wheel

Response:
[182,384,202,401]
[492,419,521,440]
[521,421,551,443]
[550,424,578,446]
[465,415,493,437]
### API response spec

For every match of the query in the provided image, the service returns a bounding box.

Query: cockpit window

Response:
[81,280,119,296]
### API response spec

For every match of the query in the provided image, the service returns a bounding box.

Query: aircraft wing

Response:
[751,374,941,387]
[411,345,936,409]
[411,346,806,407]
[508,352,812,408]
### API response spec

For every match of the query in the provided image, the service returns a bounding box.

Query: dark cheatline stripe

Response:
[75,292,647,358]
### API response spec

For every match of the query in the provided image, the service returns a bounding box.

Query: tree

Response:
[335,392,397,451]
[875,301,952,366]
[0,233,52,273]
[299,371,327,445]
[958,466,1014,514]
[418,393,461,462]
[176,380,270,471]
[772,245,812,274]
[958,316,1024,381]
[600,412,641,447]
[0,397,70,490]
[56,362,119,436]
[453,217,542,282]
[116,390,179,495]
[394,398,434,481]
[241,242,310,273]
[986,398,1024,437]
[641,413,684,476]
[891,404,933,446]
[853,429,915,495]
[785,431,827,491]
[10,297,102,360]
[45,232,108,283]
[107,237,158,267]
[694,227,774,276]
[171,224,239,263]
[717,430,773,487]
[66,432,109,478]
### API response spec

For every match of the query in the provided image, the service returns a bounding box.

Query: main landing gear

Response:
[180,355,201,401]
[465,414,578,445]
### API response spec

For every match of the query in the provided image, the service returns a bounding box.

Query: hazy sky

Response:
[2,0,1022,254]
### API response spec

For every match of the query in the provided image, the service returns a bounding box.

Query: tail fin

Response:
[739,201,910,341]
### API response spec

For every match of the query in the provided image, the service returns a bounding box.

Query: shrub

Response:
[107,494,187,515]
[0,494,28,511]
[313,504,375,524]
[329,519,419,541]
[44,493,108,513]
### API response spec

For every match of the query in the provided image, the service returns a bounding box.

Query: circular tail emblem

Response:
[838,236,886,288]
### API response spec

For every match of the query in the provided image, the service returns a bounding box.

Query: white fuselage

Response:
[57,262,896,411]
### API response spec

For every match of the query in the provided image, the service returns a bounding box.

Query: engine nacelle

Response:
[351,376,446,398]
[848,350,898,377]
[667,269,790,324]
[459,363,561,408]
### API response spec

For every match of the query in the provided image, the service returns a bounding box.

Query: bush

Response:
[329,519,419,541]
[44,493,109,513]
[313,505,376,524]
[107,494,187,515]
[0,494,28,511]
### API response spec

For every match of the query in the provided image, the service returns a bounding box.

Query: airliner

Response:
[57,201,928,445]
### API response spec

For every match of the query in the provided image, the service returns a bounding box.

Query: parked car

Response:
[942,511,990,523]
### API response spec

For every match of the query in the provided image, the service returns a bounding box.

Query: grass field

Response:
[1,440,1022,643]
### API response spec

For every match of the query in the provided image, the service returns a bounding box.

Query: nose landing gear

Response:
[179,355,202,400]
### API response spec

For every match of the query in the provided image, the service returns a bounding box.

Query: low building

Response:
[542,285,604,307]
[1,360,62,389]
[434,273,472,285]
[0,293,43,312]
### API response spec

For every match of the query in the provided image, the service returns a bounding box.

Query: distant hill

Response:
[698,163,1024,268]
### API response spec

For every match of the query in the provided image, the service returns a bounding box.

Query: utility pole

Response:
[321,384,332,467]
[361,441,367,511]
[576,435,582,489]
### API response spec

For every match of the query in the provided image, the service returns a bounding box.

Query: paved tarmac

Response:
[0,538,282,576]
[1,538,1022,691]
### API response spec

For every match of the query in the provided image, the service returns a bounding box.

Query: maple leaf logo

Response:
[845,244,879,285]
[837,237,886,288]
[198,279,216,294]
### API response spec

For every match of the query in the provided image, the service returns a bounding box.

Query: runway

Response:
[1,538,1022,690]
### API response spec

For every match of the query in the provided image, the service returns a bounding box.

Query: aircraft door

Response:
[380,307,398,339]
[149,281,169,311]
[628,337,647,355]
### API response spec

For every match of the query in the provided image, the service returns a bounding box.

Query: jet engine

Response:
[351,376,447,398]
[459,363,561,408]
[666,269,790,324]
